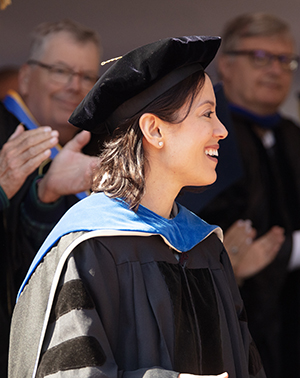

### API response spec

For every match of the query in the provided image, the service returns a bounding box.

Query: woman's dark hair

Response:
[92,70,206,210]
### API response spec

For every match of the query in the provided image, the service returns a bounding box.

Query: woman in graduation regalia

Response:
[9,36,266,378]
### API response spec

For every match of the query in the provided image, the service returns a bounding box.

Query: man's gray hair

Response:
[220,12,294,52]
[28,19,102,60]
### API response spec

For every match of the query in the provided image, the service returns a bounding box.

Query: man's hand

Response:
[179,373,228,378]
[37,130,98,203]
[224,219,285,283]
[0,124,59,199]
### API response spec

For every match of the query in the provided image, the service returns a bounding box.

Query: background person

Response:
[0,18,102,376]
[0,123,58,377]
[178,12,300,378]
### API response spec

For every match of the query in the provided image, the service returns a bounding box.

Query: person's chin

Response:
[260,85,283,98]
[206,171,217,186]
[62,103,80,113]
[191,174,217,188]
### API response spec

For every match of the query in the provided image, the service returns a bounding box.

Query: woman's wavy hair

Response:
[92,70,206,210]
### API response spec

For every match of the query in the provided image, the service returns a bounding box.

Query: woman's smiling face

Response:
[161,74,228,189]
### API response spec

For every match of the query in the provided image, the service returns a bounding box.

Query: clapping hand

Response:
[37,130,98,203]
[224,219,285,284]
[179,373,228,378]
[0,124,58,199]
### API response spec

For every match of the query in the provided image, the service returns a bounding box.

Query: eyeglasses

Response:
[27,60,99,89]
[224,49,299,71]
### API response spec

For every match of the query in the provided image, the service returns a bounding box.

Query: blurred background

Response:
[1,0,299,122]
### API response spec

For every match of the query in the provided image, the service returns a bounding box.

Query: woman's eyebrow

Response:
[195,100,215,109]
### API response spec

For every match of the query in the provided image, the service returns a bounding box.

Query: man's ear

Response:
[18,64,31,96]
[139,113,164,149]
[217,54,233,81]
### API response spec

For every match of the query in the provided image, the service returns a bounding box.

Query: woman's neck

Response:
[140,179,179,219]
[140,148,182,218]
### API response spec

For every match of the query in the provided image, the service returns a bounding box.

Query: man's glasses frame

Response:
[224,49,299,71]
[27,59,99,89]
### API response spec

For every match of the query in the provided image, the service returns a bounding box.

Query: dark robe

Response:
[178,84,300,378]
[9,193,265,378]
[0,101,25,378]
[0,100,102,377]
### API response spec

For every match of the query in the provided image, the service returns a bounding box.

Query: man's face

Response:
[19,31,100,145]
[218,35,296,115]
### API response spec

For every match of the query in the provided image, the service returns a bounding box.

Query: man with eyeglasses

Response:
[0,19,101,376]
[178,12,300,378]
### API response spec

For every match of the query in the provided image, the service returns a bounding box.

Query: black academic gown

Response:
[0,102,24,378]
[9,193,265,378]
[0,100,102,377]
[0,100,103,297]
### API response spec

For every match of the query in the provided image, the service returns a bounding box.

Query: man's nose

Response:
[66,73,83,91]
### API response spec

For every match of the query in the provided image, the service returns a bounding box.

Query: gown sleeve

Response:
[219,247,266,378]
[36,238,180,378]
[19,175,72,251]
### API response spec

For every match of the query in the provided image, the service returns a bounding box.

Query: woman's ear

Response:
[139,113,164,149]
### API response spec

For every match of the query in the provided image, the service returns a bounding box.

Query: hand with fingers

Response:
[37,130,99,203]
[224,219,285,284]
[0,124,59,200]
[179,373,228,378]
[224,219,256,272]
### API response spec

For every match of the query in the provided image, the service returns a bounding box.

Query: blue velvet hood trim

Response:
[18,192,222,298]
[229,103,282,129]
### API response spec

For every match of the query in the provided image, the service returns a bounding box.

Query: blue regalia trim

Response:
[17,192,222,299]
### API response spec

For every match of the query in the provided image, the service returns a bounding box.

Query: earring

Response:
[158,141,163,147]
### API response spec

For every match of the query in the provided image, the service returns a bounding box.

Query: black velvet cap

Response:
[69,35,221,134]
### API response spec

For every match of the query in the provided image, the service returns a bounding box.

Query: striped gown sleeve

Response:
[36,241,179,378]
[36,250,109,377]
